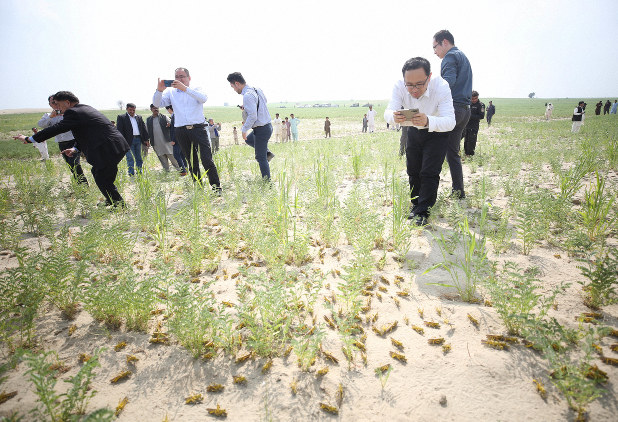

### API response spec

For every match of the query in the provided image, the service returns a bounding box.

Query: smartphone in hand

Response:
[163,80,174,87]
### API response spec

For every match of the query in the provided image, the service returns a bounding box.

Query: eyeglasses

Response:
[405,76,429,90]
[175,75,188,79]
[432,43,439,50]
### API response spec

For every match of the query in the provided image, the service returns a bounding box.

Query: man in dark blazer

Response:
[14,91,130,207]
[116,103,149,175]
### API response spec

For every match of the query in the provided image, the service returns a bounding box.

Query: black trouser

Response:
[92,163,123,206]
[487,114,494,126]
[406,127,449,217]
[58,141,88,185]
[446,104,470,196]
[176,125,221,188]
[462,121,479,156]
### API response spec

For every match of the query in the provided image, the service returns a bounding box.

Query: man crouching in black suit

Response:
[14,91,130,207]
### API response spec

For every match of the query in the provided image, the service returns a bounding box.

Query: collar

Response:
[240,85,250,95]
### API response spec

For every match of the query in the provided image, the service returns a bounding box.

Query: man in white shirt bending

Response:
[384,57,455,226]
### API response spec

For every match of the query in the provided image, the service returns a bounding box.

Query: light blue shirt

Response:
[289,118,300,132]
[241,85,271,133]
[153,86,207,127]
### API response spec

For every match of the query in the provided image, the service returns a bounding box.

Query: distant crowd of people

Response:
[571,99,616,133]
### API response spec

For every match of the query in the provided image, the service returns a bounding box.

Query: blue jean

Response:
[245,123,273,180]
[125,136,143,175]
[172,141,187,172]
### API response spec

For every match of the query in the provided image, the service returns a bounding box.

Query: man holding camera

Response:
[14,91,129,207]
[153,67,221,192]
[116,103,149,176]
[384,57,455,226]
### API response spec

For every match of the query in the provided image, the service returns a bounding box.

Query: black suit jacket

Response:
[32,104,130,169]
[116,112,149,144]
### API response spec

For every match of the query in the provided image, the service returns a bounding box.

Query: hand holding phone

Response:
[163,80,174,87]
[399,108,419,126]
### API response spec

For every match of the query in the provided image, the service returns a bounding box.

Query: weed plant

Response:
[425,218,492,302]
[23,349,113,421]
[578,172,616,243]
[485,262,566,335]
[577,246,618,308]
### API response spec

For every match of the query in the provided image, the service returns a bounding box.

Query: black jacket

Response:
[116,112,149,144]
[32,103,129,168]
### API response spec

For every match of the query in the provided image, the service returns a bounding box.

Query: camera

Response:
[163,80,174,87]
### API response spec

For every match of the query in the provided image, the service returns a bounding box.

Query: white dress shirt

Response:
[384,75,455,133]
[38,113,74,143]
[128,114,140,135]
[153,86,207,127]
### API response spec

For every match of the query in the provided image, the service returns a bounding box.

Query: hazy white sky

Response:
[1,0,616,110]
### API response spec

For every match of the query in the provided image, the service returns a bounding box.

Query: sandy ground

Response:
[1,122,617,421]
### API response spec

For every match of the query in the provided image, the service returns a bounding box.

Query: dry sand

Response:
[1,123,617,421]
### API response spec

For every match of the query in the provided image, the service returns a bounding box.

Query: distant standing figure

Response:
[611,100,618,114]
[595,101,602,115]
[486,101,495,126]
[290,114,300,141]
[146,104,180,172]
[462,91,485,157]
[272,113,282,142]
[30,127,49,160]
[233,127,239,145]
[367,105,377,132]
[324,117,331,138]
[572,101,585,133]
[207,119,220,152]
[116,103,150,176]
[282,120,288,142]
[604,100,611,115]
[362,114,368,132]
[545,103,554,120]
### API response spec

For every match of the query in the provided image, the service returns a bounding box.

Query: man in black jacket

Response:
[462,90,485,157]
[116,103,149,175]
[14,91,130,206]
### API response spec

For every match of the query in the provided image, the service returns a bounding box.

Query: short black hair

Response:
[471,90,479,97]
[165,105,173,111]
[578,101,585,105]
[53,91,79,103]
[126,103,136,109]
[175,67,190,77]
[402,57,431,77]
[150,104,157,109]
[434,30,455,45]
[227,72,246,84]
[48,95,54,102]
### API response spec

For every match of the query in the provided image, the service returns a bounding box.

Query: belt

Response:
[181,123,205,130]
[454,103,470,109]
